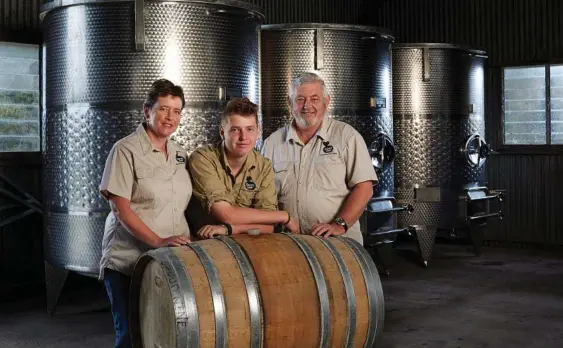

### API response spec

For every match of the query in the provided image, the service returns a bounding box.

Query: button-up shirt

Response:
[261,116,378,244]
[98,124,192,279]
[188,143,278,230]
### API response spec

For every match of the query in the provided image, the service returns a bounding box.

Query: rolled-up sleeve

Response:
[188,150,234,211]
[99,143,134,200]
[253,159,278,211]
[344,129,379,188]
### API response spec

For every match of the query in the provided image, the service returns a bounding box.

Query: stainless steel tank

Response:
[40,0,263,313]
[392,44,504,264]
[260,24,411,273]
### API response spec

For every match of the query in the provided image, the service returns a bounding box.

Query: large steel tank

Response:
[393,44,504,264]
[261,24,411,273]
[40,0,263,313]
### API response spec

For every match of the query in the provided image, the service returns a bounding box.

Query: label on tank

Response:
[370,97,387,109]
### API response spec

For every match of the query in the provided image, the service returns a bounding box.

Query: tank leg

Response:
[45,261,68,316]
[366,242,395,276]
[469,225,485,256]
[414,228,436,267]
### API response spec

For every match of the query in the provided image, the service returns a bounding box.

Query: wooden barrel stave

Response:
[195,240,252,347]
[300,236,351,348]
[235,234,322,348]
[326,237,371,348]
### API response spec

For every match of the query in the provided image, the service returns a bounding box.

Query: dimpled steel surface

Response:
[42,1,262,274]
[261,25,394,197]
[392,46,487,229]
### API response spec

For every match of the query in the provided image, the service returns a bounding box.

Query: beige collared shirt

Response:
[98,124,192,279]
[188,143,278,230]
[261,116,378,244]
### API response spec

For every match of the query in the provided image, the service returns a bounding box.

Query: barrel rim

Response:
[393,43,488,57]
[261,23,395,42]
[129,248,200,348]
[40,0,265,21]
[336,236,385,347]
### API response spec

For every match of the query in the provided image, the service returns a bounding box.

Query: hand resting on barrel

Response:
[310,222,345,238]
[158,234,191,247]
[197,224,228,239]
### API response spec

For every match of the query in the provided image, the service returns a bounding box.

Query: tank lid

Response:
[393,43,487,57]
[40,0,264,20]
[261,23,394,42]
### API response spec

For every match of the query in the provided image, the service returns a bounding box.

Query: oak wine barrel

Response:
[130,233,385,348]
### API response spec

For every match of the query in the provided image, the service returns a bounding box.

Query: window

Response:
[0,42,40,152]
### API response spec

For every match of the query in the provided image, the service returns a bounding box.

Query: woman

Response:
[98,79,192,348]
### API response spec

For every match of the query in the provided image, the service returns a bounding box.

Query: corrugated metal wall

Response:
[245,0,366,24]
[0,0,41,42]
[370,0,563,246]
[371,0,563,66]
[0,0,368,42]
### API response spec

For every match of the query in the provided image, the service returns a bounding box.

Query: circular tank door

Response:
[369,133,396,174]
[463,134,490,168]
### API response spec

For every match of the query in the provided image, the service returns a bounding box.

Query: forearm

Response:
[232,224,275,235]
[336,181,373,225]
[211,202,288,225]
[113,205,162,247]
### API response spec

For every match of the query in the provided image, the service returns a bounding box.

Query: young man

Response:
[188,97,299,238]
[261,73,378,245]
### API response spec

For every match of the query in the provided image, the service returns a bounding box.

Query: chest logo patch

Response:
[245,176,257,190]
[175,151,186,164]
[322,141,334,154]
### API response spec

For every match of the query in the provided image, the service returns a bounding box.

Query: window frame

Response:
[0,40,42,154]
[500,63,563,155]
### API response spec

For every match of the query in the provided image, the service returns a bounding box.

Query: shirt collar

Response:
[219,142,256,175]
[136,123,172,156]
[284,116,331,144]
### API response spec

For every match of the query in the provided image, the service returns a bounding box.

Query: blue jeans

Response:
[104,268,132,348]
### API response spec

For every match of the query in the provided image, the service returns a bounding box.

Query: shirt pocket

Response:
[134,166,172,207]
[313,154,346,190]
[236,188,256,208]
[131,167,157,218]
[273,161,294,197]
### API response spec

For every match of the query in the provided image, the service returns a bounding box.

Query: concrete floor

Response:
[1,244,562,348]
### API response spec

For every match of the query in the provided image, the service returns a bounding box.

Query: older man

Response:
[260,73,377,244]
[189,97,299,238]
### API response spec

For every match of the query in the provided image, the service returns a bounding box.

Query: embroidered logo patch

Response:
[245,176,257,190]
[175,151,186,164]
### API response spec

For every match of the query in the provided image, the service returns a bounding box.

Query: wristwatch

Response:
[333,217,348,232]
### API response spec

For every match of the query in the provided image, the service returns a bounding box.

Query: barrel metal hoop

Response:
[283,233,330,348]
[218,236,263,348]
[188,243,228,348]
[336,237,385,348]
[317,238,357,348]
[146,248,200,348]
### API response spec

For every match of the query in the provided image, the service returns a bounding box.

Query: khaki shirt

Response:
[98,124,192,279]
[188,143,277,230]
[261,116,378,244]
